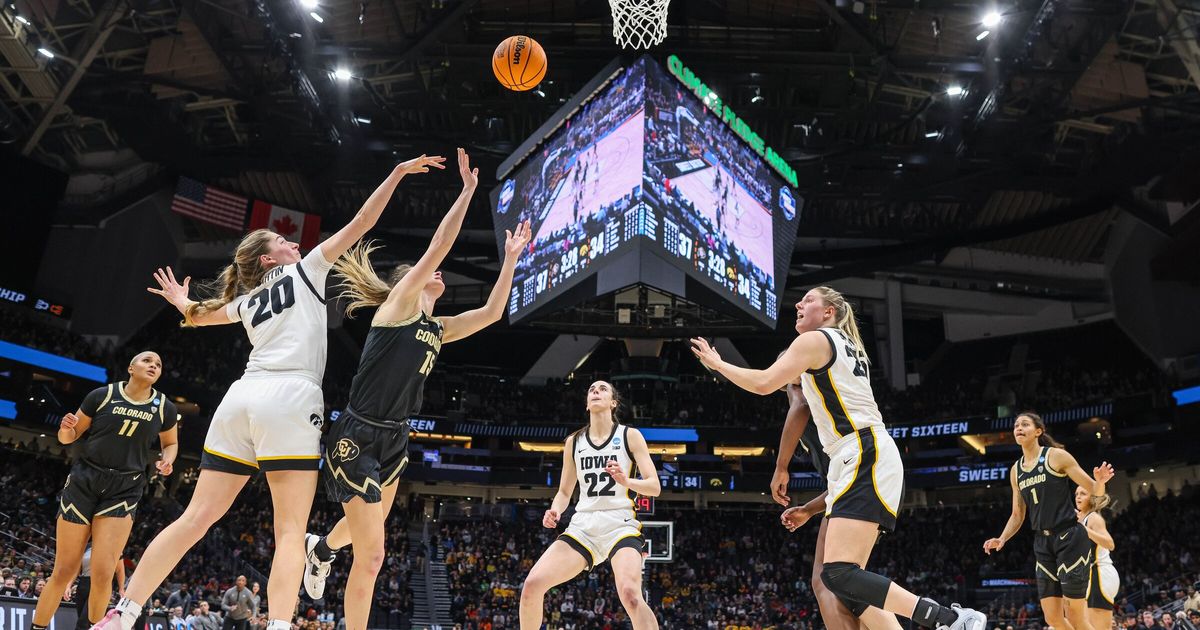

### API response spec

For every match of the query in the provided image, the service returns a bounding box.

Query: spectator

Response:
[221,576,255,630]
[1186,585,1200,614]
[18,576,35,598]
[0,577,18,597]
[1141,610,1166,630]
[250,582,262,618]
[166,583,194,616]
[169,607,187,630]
[188,601,221,630]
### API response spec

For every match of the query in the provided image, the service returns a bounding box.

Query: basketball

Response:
[493,35,547,91]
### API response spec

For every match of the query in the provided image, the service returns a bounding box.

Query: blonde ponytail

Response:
[182,229,275,328]
[1089,493,1115,513]
[334,241,411,317]
[812,285,870,365]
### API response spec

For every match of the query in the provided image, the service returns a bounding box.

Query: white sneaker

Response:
[945,604,987,630]
[303,533,334,600]
[90,608,125,630]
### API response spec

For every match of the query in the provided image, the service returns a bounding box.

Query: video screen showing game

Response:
[640,60,799,325]
[492,59,648,322]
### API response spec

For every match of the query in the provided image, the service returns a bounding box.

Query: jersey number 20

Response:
[248,276,296,327]
[583,472,618,497]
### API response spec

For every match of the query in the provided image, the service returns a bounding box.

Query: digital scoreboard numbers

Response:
[633,494,655,516]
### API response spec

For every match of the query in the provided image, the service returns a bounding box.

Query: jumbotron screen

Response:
[491,56,801,326]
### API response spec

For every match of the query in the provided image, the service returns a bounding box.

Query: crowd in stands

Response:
[436,486,1200,630]
[0,448,417,630]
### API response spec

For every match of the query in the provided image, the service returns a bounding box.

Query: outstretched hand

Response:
[690,337,723,372]
[395,154,447,176]
[147,267,191,310]
[458,147,479,189]
[504,220,532,260]
[1093,461,1114,484]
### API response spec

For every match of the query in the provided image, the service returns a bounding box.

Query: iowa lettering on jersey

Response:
[580,454,618,471]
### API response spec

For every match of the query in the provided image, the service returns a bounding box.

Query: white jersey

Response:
[799,327,886,453]
[572,424,637,514]
[224,246,333,383]
[1083,513,1114,567]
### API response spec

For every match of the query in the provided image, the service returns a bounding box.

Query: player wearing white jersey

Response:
[1076,486,1119,630]
[520,381,661,630]
[93,153,447,630]
[691,285,987,630]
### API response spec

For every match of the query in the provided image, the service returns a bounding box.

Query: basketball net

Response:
[609,0,670,49]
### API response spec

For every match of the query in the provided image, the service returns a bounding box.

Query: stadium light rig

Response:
[946,85,965,97]
[309,10,323,22]
[36,47,55,59]
[977,30,991,41]
[300,0,318,8]
[982,11,1002,28]
[334,67,352,81]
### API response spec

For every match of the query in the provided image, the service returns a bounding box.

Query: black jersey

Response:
[346,311,444,425]
[1015,446,1075,531]
[799,420,829,478]
[78,382,179,473]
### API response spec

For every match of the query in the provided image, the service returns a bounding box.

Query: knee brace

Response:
[820,561,892,610]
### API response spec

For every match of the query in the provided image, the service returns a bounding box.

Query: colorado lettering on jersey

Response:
[414,328,442,353]
[1018,472,1047,490]
[110,406,155,422]
[580,454,618,471]
[959,467,1009,483]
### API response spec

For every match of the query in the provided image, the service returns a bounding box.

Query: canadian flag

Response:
[248,200,321,250]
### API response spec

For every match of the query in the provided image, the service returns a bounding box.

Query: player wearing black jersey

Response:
[773,382,901,630]
[33,351,179,630]
[983,412,1114,630]
[300,149,532,630]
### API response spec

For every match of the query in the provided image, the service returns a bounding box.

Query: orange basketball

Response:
[493,35,547,91]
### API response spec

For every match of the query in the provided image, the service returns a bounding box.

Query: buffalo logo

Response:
[309,413,324,429]
[334,438,360,462]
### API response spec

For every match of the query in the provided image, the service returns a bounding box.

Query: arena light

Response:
[946,85,965,97]
[982,11,1002,28]
[977,30,991,41]
[308,10,323,22]
[925,130,940,138]
[517,441,564,453]
[333,67,352,81]
[15,14,30,25]
[299,0,317,8]
[649,443,687,456]
[713,446,766,457]
[36,47,55,59]
[959,434,987,455]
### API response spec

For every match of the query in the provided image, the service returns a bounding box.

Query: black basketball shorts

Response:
[1033,522,1093,599]
[58,462,146,524]
[321,412,409,504]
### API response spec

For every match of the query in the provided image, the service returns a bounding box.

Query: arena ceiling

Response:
[3,0,1199,324]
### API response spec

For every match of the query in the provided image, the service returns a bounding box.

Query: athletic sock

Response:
[912,598,958,629]
[313,536,336,562]
[266,619,291,630]
[116,598,143,630]
[33,624,48,630]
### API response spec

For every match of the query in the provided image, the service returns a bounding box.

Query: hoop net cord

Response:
[609,0,670,49]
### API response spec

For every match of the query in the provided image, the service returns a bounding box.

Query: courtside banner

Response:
[0,596,168,630]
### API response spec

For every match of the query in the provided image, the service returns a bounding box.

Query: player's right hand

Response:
[781,506,813,532]
[395,153,447,176]
[770,468,790,506]
[983,537,1005,555]
[60,413,79,431]
[542,509,559,529]
[147,267,191,310]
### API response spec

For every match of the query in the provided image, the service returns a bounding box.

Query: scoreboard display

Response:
[491,56,801,327]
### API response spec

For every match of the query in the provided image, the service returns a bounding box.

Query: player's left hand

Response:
[770,468,791,507]
[690,338,722,371]
[1093,461,1114,484]
[156,459,174,476]
[781,506,814,532]
[504,220,532,260]
[605,460,628,486]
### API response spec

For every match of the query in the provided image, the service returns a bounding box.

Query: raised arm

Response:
[691,331,831,395]
[148,267,232,327]
[317,154,446,263]
[606,428,661,498]
[984,464,1026,554]
[1048,447,1114,497]
[772,383,810,506]
[441,220,531,343]
[376,148,478,321]
[543,436,578,529]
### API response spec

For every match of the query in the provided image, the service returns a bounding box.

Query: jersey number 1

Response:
[248,276,296,327]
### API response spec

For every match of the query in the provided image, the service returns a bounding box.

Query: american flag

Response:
[171,177,248,231]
